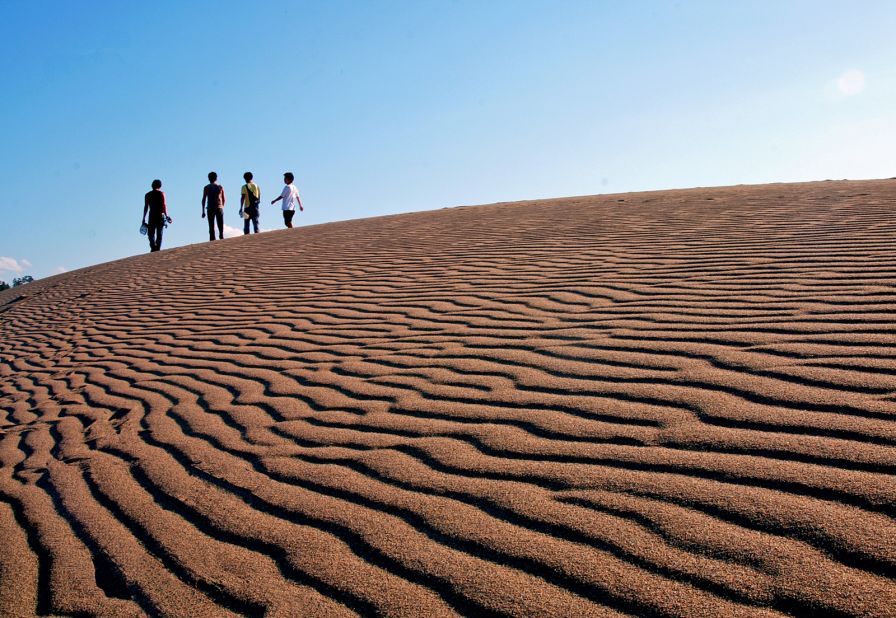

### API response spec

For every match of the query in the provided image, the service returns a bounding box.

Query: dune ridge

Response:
[1,179,895,617]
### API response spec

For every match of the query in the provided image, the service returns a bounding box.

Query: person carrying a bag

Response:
[240,171,261,234]
[143,179,172,252]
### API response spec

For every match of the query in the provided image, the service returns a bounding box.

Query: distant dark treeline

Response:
[0,275,34,290]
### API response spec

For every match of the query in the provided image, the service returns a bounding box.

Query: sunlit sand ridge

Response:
[1,179,894,617]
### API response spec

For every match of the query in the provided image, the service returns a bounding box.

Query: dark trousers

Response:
[148,219,163,252]
[283,210,295,228]
[243,207,259,234]
[207,206,224,240]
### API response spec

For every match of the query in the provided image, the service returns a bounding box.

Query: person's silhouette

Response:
[201,171,226,240]
[143,179,171,252]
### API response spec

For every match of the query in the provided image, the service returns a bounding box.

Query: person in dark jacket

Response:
[143,179,171,252]
[201,171,226,241]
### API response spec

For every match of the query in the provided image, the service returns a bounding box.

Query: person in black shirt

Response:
[143,179,171,252]
[201,171,226,241]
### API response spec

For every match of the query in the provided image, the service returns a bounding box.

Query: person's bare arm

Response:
[143,203,148,223]
[271,195,283,205]
[201,186,207,217]
[221,187,226,206]
[240,189,246,209]
[162,192,171,220]
[298,193,304,212]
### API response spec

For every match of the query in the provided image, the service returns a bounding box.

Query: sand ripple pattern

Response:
[1,180,895,617]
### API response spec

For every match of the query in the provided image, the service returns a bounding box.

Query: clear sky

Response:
[2,1,895,281]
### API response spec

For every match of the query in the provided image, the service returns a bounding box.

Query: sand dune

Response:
[1,179,894,617]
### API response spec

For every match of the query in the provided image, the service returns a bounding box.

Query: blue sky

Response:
[2,1,895,281]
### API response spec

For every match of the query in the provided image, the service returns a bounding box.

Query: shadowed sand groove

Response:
[1,180,896,617]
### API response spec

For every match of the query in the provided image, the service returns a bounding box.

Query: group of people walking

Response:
[142,171,304,252]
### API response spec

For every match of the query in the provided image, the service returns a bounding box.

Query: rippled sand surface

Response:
[1,180,895,617]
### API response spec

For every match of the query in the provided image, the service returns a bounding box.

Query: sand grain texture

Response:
[1,180,895,617]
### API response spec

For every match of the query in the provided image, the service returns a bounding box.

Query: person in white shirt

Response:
[270,172,304,228]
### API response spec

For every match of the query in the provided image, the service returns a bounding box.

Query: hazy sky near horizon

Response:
[2,1,896,280]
